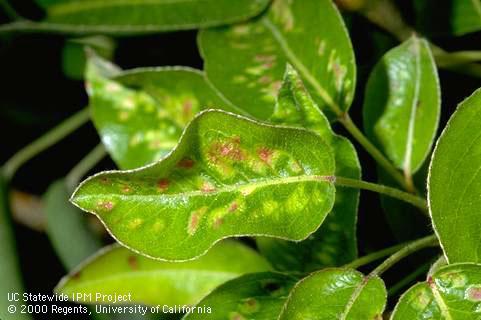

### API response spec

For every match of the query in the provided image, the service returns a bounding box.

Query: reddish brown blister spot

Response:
[257,147,273,164]
[71,271,81,280]
[201,182,216,193]
[127,255,139,270]
[209,137,245,163]
[121,185,132,193]
[98,201,114,211]
[467,286,481,301]
[229,202,239,212]
[182,99,193,118]
[177,158,195,169]
[100,177,110,185]
[157,178,169,191]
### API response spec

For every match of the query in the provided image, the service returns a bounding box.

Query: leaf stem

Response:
[66,143,107,192]
[370,234,438,276]
[334,176,427,213]
[2,108,90,181]
[338,114,410,191]
[344,242,406,269]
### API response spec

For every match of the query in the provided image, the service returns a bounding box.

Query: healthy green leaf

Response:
[62,36,115,80]
[391,263,481,319]
[450,0,481,35]
[183,272,298,320]
[429,88,481,263]
[363,36,440,176]
[55,240,271,306]
[87,54,238,170]
[198,0,356,120]
[414,0,481,37]
[279,268,387,319]
[44,180,102,270]
[71,110,336,260]
[33,0,271,34]
[256,65,360,271]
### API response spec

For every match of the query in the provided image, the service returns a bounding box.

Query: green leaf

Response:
[256,65,360,271]
[55,240,271,306]
[428,88,481,263]
[198,0,356,120]
[33,0,271,34]
[87,54,238,170]
[391,263,481,319]
[183,272,298,320]
[0,177,32,320]
[414,0,481,36]
[72,110,336,261]
[445,0,481,35]
[279,268,387,319]
[44,180,102,270]
[62,36,115,80]
[363,36,440,176]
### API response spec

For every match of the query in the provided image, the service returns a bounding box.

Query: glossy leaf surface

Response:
[429,88,481,263]
[256,65,360,271]
[279,268,386,319]
[184,272,297,319]
[391,263,481,319]
[34,0,271,34]
[87,55,236,169]
[72,110,336,260]
[363,36,440,175]
[56,241,271,306]
[199,0,356,120]
[45,180,102,270]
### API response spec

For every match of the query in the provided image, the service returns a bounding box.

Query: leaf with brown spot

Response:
[199,0,356,120]
[71,110,336,261]
[256,65,360,271]
[391,263,481,319]
[87,53,240,170]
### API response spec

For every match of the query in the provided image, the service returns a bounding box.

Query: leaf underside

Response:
[56,240,271,306]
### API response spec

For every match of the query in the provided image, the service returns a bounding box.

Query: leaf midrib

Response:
[261,17,343,117]
[76,174,333,200]
[402,38,422,175]
[429,281,453,320]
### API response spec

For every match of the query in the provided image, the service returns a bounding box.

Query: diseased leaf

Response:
[55,241,271,306]
[391,263,481,319]
[33,0,271,34]
[183,272,298,320]
[429,88,481,263]
[72,110,336,261]
[87,55,238,169]
[44,180,102,270]
[198,0,356,120]
[363,36,440,176]
[279,268,387,319]
[256,65,360,271]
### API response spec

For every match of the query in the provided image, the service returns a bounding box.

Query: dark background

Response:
[1,1,480,318]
